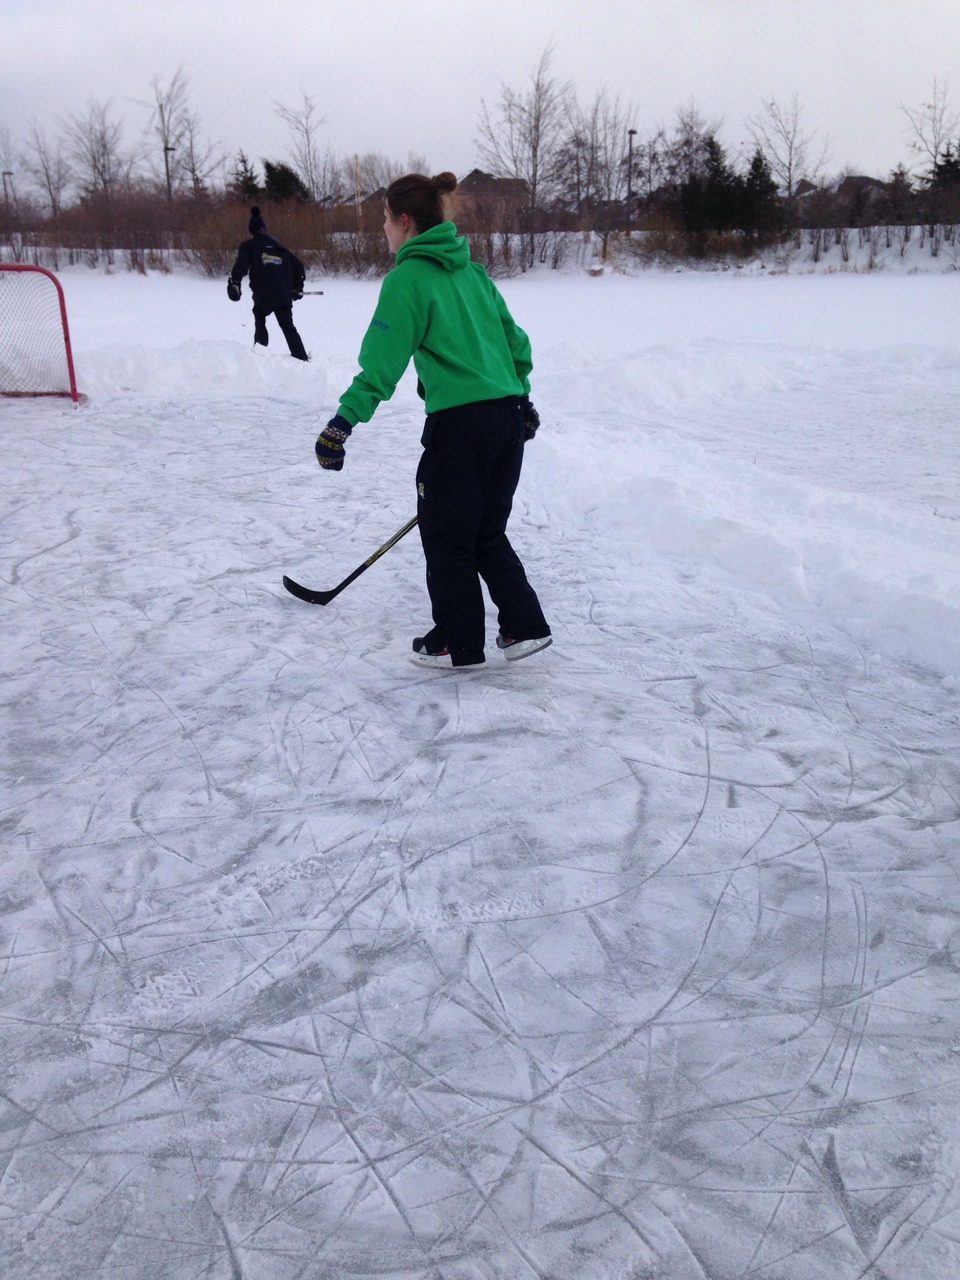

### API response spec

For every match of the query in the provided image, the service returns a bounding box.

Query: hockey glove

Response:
[520,396,540,441]
[315,415,353,471]
[227,278,242,302]
[292,289,304,301]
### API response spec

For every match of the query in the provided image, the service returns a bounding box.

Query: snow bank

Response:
[80,339,326,400]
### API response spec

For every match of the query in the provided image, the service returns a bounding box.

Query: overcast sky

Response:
[3,0,959,189]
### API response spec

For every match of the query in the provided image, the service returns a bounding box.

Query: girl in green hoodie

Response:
[315,171,551,671]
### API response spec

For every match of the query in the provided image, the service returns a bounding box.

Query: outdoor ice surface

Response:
[2,256,960,1278]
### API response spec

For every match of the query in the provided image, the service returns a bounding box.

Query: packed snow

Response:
[2,244,960,1279]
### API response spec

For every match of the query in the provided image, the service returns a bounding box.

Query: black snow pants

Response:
[252,302,308,361]
[415,396,550,662]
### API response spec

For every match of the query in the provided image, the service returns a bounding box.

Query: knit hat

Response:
[249,205,267,235]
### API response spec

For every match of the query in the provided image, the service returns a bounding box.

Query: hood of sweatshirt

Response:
[395,221,470,272]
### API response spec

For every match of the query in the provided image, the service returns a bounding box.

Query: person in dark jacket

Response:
[228,209,309,361]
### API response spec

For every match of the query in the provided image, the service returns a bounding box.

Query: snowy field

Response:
[2,252,960,1279]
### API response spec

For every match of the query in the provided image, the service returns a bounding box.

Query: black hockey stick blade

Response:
[282,574,347,605]
[283,515,419,606]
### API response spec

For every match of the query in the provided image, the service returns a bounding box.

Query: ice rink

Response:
[2,253,960,1278]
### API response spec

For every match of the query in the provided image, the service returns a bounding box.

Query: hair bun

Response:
[431,172,458,194]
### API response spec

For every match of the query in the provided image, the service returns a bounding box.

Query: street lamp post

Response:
[626,129,637,228]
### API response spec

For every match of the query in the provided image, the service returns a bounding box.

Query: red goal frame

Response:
[0,263,81,404]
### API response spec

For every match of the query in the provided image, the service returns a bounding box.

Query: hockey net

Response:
[0,264,81,404]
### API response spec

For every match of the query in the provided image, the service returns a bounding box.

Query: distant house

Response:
[456,169,528,201]
[453,170,529,229]
[835,174,893,205]
[794,173,896,226]
[796,174,892,205]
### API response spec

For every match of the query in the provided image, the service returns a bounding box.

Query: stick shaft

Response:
[283,515,419,606]
[362,515,419,567]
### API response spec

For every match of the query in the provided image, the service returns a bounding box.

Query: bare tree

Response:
[147,67,190,199]
[21,120,72,214]
[664,101,725,186]
[273,90,327,200]
[315,147,350,204]
[745,93,829,215]
[0,126,19,224]
[555,88,638,245]
[630,124,669,202]
[0,125,16,173]
[179,110,226,194]
[586,90,637,210]
[554,92,601,217]
[354,150,429,196]
[136,68,224,198]
[60,99,135,198]
[902,76,959,180]
[476,45,573,263]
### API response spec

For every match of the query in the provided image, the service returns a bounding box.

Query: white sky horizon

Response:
[3,0,960,193]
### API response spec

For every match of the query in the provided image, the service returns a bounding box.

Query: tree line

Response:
[1,56,958,275]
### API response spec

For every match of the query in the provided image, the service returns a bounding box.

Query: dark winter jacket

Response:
[230,232,305,310]
[337,221,531,427]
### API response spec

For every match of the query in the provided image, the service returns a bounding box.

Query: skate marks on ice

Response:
[4,640,959,1272]
[2,398,960,1276]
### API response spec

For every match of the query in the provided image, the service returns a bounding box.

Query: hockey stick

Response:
[283,515,419,605]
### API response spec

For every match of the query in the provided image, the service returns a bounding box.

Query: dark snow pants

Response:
[416,396,550,661]
[252,302,308,361]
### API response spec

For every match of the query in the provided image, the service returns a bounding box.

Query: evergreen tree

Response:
[679,171,708,239]
[262,159,310,203]
[740,150,781,243]
[703,136,740,231]
[927,142,960,224]
[231,151,261,200]
[884,164,915,223]
[680,135,740,244]
[931,143,960,190]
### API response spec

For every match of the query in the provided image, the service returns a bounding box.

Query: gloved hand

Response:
[292,289,303,301]
[227,278,242,302]
[315,415,353,471]
[520,396,540,441]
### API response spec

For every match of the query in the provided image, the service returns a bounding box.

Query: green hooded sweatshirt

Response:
[337,221,532,427]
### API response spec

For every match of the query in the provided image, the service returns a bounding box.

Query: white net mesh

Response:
[0,265,78,400]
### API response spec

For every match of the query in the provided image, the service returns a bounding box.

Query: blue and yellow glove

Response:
[315,415,353,471]
[520,396,540,441]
